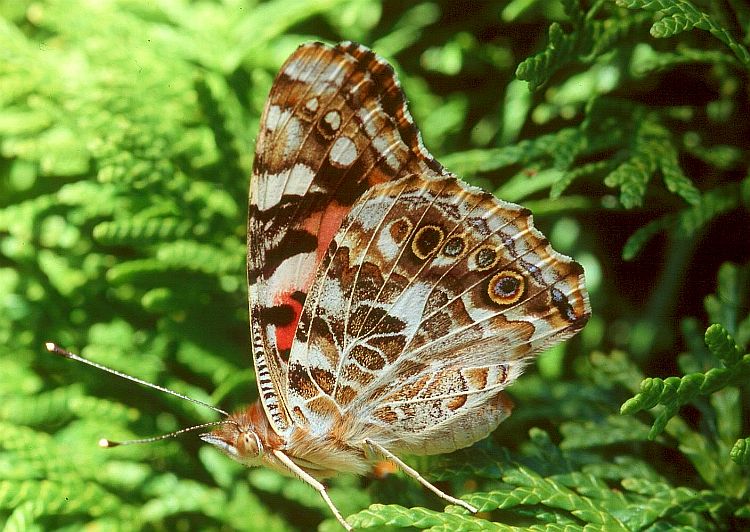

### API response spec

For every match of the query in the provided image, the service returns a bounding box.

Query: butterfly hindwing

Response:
[286,174,590,451]
[248,42,446,434]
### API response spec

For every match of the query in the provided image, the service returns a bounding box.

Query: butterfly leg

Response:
[271,449,352,531]
[363,439,478,513]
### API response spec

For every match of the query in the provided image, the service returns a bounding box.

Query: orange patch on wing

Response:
[308,396,339,417]
[274,201,351,354]
[493,391,514,414]
[464,367,489,389]
[373,407,398,423]
[447,394,467,410]
[274,290,305,353]
[301,201,351,262]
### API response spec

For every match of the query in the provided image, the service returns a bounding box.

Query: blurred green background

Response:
[1,0,749,530]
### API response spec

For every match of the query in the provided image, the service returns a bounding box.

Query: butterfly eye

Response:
[411,225,444,260]
[488,270,525,305]
[239,431,263,458]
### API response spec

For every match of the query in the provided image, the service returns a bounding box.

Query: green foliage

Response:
[621,324,749,439]
[618,264,750,523]
[616,0,750,66]
[1,1,748,531]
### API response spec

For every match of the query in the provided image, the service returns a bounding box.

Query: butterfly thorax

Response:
[201,401,369,479]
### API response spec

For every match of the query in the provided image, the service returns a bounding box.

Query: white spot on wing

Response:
[287,163,316,195]
[264,251,316,306]
[355,195,398,231]
[357,107,380,138]
[319,62,347,83]
[305,97,319,113]
[388,282,430,339]
[284,116,303,159]
[377,224,401,262]
[283,58,312,81]
[318,269,345,313]
[257,172,284,212]
[329,136,358,167]
[372,134,401,171]
[286,58,348,84]
[324,110,341,132]
[256,164,315,211]
[266,105,289,132]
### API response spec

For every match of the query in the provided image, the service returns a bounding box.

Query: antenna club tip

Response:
[45,342,71,358]
[99,438,119,448]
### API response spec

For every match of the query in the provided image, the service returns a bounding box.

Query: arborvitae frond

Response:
[616,0,750,67]
[704,262,750,345]
[550,160,613,199]
[705,323,743,365]
[516,8,652,91]
[620,478,727,521]
[632,46,741,75]
[174,341,247,389]
[622,180,743,260]
[730,438,750,465]
[559,414,652,448]
[154,240,244,275]
[105,259,174,285]
[93,218,194,245]
[621,352,749,437]
[604,113,665,208]
[620,262,749,511]
[442,127,582,176]
[469,467,629,529]
[621,317,749,439]
[349,504,478,530]
[0,380,137,436]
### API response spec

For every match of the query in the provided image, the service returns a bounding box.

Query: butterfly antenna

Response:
[100,420,236,448]
[45,342,229,417]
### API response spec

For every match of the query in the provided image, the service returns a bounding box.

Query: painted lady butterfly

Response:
[49,41,590,530]
[199,41,590,529]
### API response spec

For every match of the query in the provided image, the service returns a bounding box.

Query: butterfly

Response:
[196,41,590,530]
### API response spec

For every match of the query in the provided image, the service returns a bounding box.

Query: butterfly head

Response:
[199,401,283,468]
[200,420,264,467]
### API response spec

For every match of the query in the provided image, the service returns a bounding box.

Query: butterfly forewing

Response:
[248,42,448,435]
